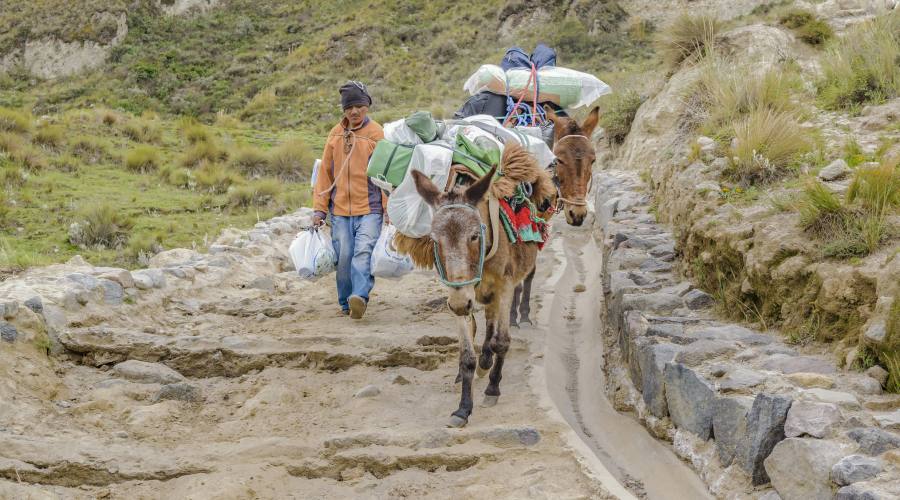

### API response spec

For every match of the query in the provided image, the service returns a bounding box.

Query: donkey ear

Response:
[543,104,559,123]
[412,170,442,207]
[465,165,497,206]
[581,106,600,138]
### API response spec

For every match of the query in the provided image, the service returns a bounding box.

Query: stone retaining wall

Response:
[593,170,900,499]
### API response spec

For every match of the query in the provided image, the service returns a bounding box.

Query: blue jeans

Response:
[331,213,383,310]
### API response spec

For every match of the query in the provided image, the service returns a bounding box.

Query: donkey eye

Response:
[470,233,479,242]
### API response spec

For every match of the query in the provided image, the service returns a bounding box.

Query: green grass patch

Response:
[779,9,833,45]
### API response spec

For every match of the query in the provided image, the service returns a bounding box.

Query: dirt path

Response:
[1,214,712,499]
[535,223,713,500]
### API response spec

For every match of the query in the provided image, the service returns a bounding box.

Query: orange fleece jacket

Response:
[313,117,386,217]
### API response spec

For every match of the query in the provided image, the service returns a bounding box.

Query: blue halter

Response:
[432,203,487,288]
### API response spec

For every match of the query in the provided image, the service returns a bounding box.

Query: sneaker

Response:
[348,295,367,319]
[340,309,350,316]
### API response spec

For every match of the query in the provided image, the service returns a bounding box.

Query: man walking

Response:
[313,81,385,319]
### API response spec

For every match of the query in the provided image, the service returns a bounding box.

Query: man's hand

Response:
[383,214,390,226]
[313,214,325,227]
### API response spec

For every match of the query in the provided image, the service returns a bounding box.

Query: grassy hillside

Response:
[0,0,651,273]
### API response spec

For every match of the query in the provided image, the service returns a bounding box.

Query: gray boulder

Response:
[0,322,17,343]
[113,360,185,385]
[831,455,882,486]
[738,393,793,485]
[762,355,836,374]
[683,288,715,310]
[764,438,849,500]
[99,279,124,305]
[622,292,684,314]
[713,396,753,466]
[694,325,773,345]
[718,367,766,393]
[354,385,381,398]
[0,300,18,319]
[818,159,851,181]
[24,297,43,314]
[674,339,736,366]
[637,342,681,418]
[784,401,841,438]
[664,363,716,439]
[865,366,889,388]
[836,481,900,500]
[847,427,900,455]
[874,410,900,430]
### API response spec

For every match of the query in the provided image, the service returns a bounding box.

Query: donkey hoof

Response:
[519,318,533,327]
[482,395,499,407]
[476,364,489,378]
[454,372,462,384]
[447,415,468,428]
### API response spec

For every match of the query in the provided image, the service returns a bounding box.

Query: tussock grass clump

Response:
[183,123,213,145]
[126,232,163,265]
[800,159,899,258]
[241,88,278,118]
[268,138,315,181]
[600,90,643,145]
[818,11,900,110]
[194,161,243,194]
[33,125,64,148]
[657,13,721,69]
[101,110,119,126]
[693,61,800,138]
[69,204,134,249]
[51,154,80,173]
[159,164,193,188]
[779,9,833,45]
[214,111,243,129]
[229,145,270,177]
[1,165,26,188]
[1,133,47,171]
[124,146,162,174]
[228,179,283,208]
[0,108,32,134]
[70,135,111,164]
[180,141,226,168]
[728,109,811,184]
[122,119,162,144]
[0,131,26,154]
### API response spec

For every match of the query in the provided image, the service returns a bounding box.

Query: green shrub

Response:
[600,90,643,145]
[818,11,900,110]
[124,145,162,173]
[33,125,64,148]
[779,9,833,45]
[657,13,721,69]
[267,138,315,181]
[728,109,811,184]
[70,204,134,249]
[180,141,226,168]
[0,108,32,133]
[194,161,243,194]
[847,158,900,213]
[101,110,119,126]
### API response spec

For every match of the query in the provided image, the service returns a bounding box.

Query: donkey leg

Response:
[484,287,512,407]
[477,310,496,378]
[456,314,476,384]
[518,268,537,326]
[509,282,522,328]
[449,314,477,428]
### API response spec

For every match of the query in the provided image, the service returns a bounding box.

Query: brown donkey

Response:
[510,105,599,327]
[410,157,543,428]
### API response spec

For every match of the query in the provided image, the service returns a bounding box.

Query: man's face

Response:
[343,105,368,127]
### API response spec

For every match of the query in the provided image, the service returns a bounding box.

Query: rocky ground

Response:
[0,209,624,499]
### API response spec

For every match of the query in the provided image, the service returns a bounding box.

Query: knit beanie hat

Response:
[339,81,372,110]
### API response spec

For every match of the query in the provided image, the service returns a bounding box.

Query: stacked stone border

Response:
[592,170,900,499]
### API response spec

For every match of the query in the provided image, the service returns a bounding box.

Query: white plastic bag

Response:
[388,141,454,238]
[384,119,423,146]
[289,227,336,280]
[371,225,414,279]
